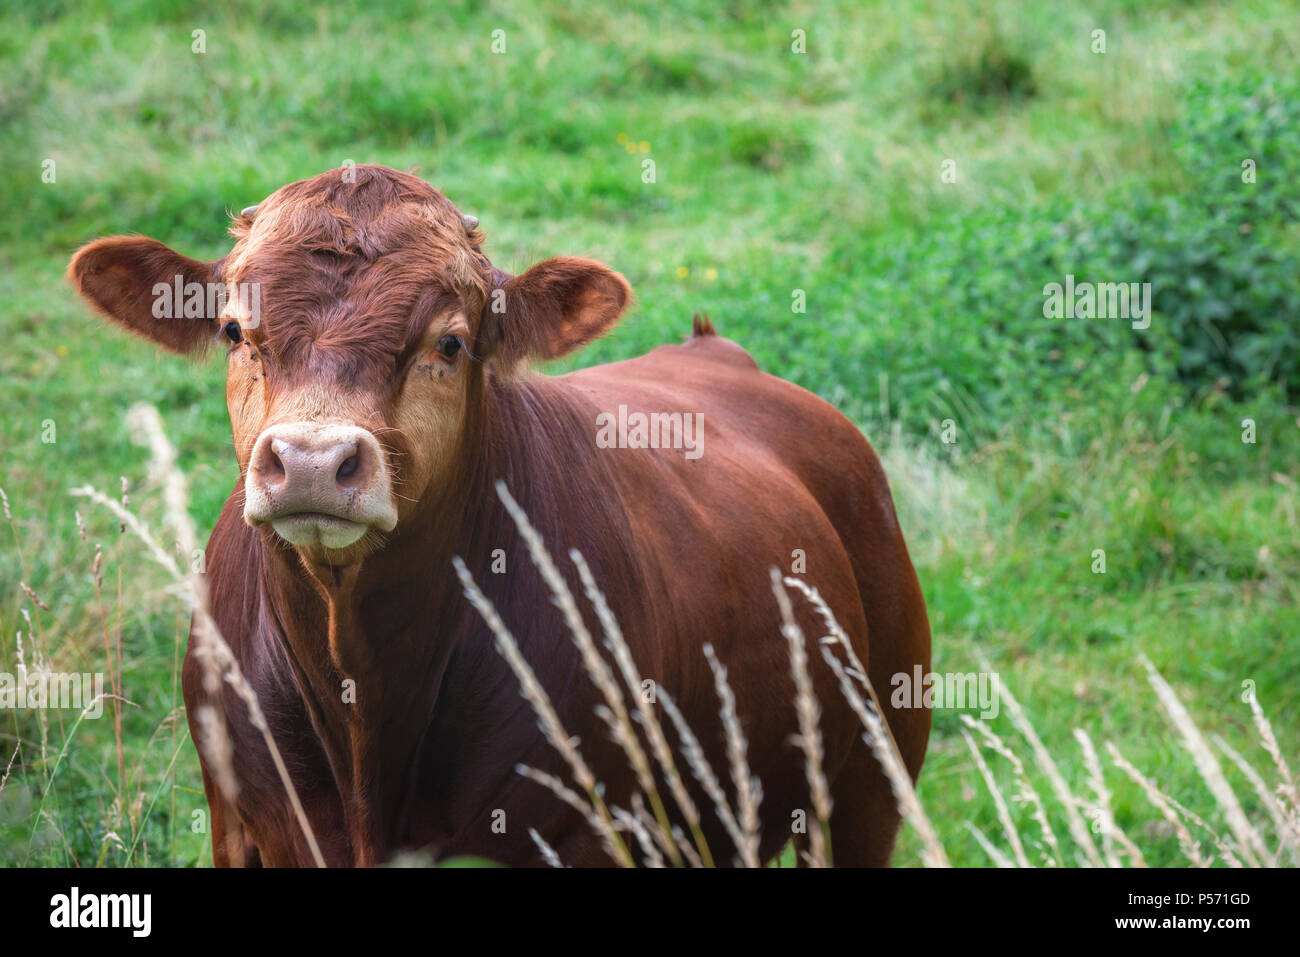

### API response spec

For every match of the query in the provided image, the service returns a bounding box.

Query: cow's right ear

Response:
[68,236,224,355]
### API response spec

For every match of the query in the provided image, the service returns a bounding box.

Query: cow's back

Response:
[563,331,931,860]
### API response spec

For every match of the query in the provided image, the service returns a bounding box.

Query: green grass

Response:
[1,0,1296,867]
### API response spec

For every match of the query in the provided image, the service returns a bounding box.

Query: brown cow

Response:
[68,165,931,867]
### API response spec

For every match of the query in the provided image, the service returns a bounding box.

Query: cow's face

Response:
[69,166,630,565]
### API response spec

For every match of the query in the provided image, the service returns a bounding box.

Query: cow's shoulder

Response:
[567,316,762,392]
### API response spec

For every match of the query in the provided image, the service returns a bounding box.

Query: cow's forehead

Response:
[259,164,460,225]
[227,168,475,277]
[219,167,489,384]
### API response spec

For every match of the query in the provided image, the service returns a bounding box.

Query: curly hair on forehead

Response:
[220,167,494,374]
[206,167,498,389]
[227,164,488,297]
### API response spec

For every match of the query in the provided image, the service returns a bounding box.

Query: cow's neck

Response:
[257,369,576,864]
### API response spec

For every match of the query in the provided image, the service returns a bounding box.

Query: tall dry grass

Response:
[455,482,1299,868]
[3,405,1295,868]
[66,404,326,867]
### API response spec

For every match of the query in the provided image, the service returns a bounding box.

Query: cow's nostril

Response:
[335,445,361,484]
[259,439,287,480]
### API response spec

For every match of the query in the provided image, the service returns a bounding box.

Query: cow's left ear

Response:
[482,257,631,363]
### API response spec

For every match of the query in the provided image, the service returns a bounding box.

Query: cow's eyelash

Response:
[438,334,483,365]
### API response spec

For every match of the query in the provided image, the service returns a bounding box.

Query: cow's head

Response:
[69,165,631,564]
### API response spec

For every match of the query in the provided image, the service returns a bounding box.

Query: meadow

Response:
[0,0,1296,867]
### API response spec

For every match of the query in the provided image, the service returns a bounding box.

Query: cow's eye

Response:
[437,335,462,359]
[223,321,243,344]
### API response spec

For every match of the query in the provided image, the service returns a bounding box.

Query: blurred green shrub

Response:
[820,70,1298,440]
[1047,71,1300,400]
[926,29,1037,111]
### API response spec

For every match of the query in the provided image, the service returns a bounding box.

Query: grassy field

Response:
[1,0,1296,867]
